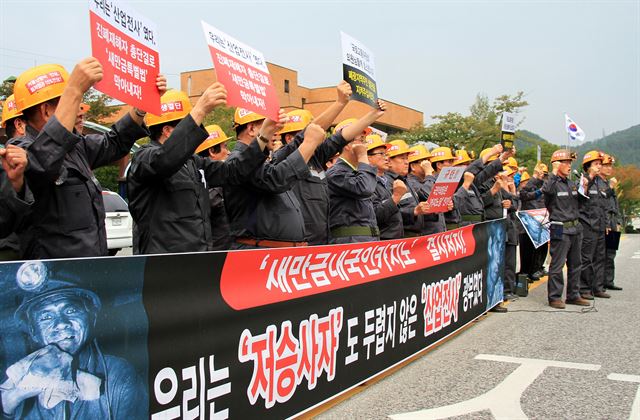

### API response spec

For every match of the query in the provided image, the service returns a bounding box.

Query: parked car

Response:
[102,190,133,255]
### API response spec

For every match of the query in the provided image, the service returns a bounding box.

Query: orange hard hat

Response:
[146,90,192,127]
[1,94,23,128]
[550,149,577,163]
[14,64,69,112]
[195,125,231,154]
[408,145,431,163]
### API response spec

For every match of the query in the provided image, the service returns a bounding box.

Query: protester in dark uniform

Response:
[271,81,357,245]
[10,59,160,259]
[427,146,460,232]
[451,146,504,228]
[601,154,623,291]
[327,101,387,244]
[517,164,548,282]
[481,159,520,312]
[366,134,404,239]
[225,108,328,249]
[578,150,611,300]
[386,140,435,237]
[195,124,233,251]
[0,146,29,245]
[0,95,27,260]
[406,145,446,235]
[538,149,591,309]
[128,86,272,254]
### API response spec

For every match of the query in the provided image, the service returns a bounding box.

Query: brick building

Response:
[181,62,423,134]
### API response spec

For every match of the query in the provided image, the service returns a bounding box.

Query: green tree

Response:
[203,105,237,150]
[82,88,120,125]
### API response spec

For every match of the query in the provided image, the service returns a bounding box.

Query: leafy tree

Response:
[203,105,238,150]
[82,88,120,125]
[613,164,640,228]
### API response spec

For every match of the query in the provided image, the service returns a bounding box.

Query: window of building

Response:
[284,79,290,93]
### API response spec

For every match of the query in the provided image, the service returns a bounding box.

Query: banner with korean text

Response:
[201,21,279,121]
[341,31,378,108]
[425,165,467,213]
[0,220,505,419]
[89,0,161,114]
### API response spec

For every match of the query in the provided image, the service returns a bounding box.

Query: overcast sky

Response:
[1,0,638,144]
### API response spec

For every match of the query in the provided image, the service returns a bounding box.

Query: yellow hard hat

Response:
[479,147,498,162]
[408,145,430,163]
[429,146,454,163]
[279,109,313,135]
[582,150,604,165]
[386,139,411,158]
[602,154,615,165]
[146,90,192,127]
[503,166,517,177]
[365,134,390,151]
[520,171,530,182]
[14,64,69,112]
[454,149,472,166]
[550,149,577,163]
[233,107,265,127]
[1,94,23,128]
[506,157,518,170]
[195,125,231,154]
[534,163,549,174]
[333,118,372,136]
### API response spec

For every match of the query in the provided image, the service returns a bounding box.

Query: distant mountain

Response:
[572,125,640,167]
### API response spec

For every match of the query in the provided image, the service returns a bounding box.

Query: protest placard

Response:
[341,31,378,108]
[425,166,466,213]
[516,208,550,248]
[89,0,161,114]
[201,21,279,120]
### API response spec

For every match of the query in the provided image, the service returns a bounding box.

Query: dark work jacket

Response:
[128,116,266,254]
[10,114,146,259]
[540,174,584,235]
[418,175,446,234]
[327,159,377,231]
[452,159,501,226]
[603,180,621,230]
[0,168,32,240]
[519,177,545,210]
[386,171,424,236]
[482,179,519,244]
[209,187,231,250]
[272,130,348,245]
[372,175,403,239]
[224,141,310,242]
[579,175,609,232]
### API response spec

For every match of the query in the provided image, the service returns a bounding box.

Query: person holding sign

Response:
[127,84,272,254]
[326,100,388,244]
[601,154,623,291]
[225,109,328,249]
[365,134,404,239]
[271,81,359,245]
[451,145,505,230]
[9,58,164,259]
[578,150,611,300]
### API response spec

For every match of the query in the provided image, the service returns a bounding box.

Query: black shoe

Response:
[529,272,540,281]
[605,285,623,291]
[490,304,508,313]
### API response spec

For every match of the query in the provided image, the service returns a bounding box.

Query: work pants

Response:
[548,232,582,302]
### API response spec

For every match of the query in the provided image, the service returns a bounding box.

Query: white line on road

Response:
[389,355,601,420]
[608,373,640,420]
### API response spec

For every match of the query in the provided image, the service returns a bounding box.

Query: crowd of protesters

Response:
[0,58,624,313]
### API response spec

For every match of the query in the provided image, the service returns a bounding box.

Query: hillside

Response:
[572,125,640,167]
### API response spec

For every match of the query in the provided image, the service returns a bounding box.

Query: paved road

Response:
[316,235,640,419]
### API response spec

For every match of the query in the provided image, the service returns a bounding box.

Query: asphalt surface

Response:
[315,235,640,420]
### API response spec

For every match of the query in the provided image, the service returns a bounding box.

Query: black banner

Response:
[343,64,378,109]
[0,220,505,419]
